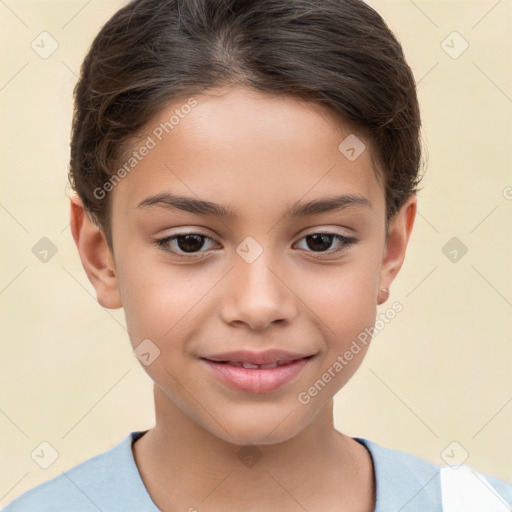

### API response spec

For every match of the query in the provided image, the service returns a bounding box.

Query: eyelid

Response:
[294,232,357,258]
[155,232,219,257]
[154,229,357,259]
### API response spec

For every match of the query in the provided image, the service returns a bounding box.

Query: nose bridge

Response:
[235,237,283,298]
[221,236,296,328]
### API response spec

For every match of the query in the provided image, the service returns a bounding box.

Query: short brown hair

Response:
[69,0,423,251]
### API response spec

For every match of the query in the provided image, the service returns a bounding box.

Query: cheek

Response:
[116,231,382,350]
[304,253,381,337]
[116,256,215,348]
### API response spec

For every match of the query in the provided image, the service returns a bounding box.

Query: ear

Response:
[377,194,417,305]
[69,194,122,309]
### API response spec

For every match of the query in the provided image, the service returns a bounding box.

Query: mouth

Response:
[199,354,316,394]
[202,358,310,369]
[201,348,315,366]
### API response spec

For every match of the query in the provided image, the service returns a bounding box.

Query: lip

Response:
[201,349,313,366]
[199,351,315,394]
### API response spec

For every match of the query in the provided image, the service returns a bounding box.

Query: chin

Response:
[209,407,307,447]
[225,428,300,448]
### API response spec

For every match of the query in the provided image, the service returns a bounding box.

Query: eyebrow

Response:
[136,192,372,218]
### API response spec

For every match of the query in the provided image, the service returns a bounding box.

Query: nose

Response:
[219,252,298,330]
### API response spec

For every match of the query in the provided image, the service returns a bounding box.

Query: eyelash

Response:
[154,231,357,259]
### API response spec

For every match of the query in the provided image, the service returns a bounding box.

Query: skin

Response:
[70,85,416,512]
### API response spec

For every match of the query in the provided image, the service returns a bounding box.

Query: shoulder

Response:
[356,437,442,510]
[355,437,512,512]
[1,431,154,512]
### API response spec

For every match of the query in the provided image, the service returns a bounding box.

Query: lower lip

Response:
[200,357,311,394]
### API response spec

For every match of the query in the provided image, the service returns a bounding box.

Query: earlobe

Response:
[69,194,122,309]
[377,195,417,304]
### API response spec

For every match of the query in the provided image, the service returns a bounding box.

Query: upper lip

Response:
[201,349,314,366]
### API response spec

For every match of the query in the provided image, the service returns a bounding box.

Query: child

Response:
[4,0,511,510]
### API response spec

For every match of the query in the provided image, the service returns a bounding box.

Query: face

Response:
[73,86,416,446]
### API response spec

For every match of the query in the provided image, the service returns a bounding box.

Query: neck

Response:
[132,385,375,512]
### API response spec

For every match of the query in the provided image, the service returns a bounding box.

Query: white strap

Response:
[441,465,510,511]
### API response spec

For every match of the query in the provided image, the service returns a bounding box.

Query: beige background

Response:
[1,0,511,506]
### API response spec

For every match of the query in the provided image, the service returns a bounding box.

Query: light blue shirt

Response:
[3,431,512,511]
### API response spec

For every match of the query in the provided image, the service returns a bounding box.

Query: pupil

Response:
[178,234,204,252]
[175,234,334,253]
[307,233,332,252]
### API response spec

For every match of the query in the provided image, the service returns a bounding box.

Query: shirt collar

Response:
[124,431,441,512]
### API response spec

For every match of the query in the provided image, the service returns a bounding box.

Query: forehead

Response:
[111,86,384,222]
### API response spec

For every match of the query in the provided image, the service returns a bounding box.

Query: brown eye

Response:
[295,233,357,256]
[173,234,207,253]
[305,233,335,252]
[156,233,218,256]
